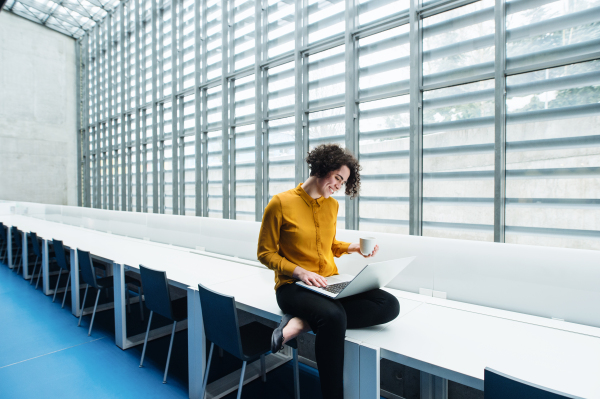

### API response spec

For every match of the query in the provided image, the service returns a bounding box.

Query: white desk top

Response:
[357,301,600,397]
[1,215,266,289]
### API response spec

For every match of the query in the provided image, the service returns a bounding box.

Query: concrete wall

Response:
[0,12,77,206]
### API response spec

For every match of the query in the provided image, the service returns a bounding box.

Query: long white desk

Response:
[3,214,600,399]
[0,215,299,398]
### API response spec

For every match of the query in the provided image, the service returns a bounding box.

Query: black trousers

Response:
[276,284,400,399]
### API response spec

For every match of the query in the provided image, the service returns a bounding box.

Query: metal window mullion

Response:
[494,0,506,243]
[121,3,128,212]
[229,80,236,218]
[159,103,166,213]
[408,0,423,236]
[135,0,142,212]
[293,0,304,186]
[159,9,166,214]
[201,0,209,217]
[222,0,230,219]
[254,0,264,220]
[84,36,91,207]
[171,0,179,214]
[202,89,209,216]
[344,0,357,230]
[152,0,159,213]
[229,0,236,219]
[103,25,108,210]
[95,25,101,209]
[194,0,202,216]
[76,39,83,207]
[107,14,114,211]
[143,110,149,211]
[178,0,185,214]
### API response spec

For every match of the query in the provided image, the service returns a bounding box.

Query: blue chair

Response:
[77,249,115,336]
[0,223,7,265]
[51,239,71,307]
[484,368,582,399]
[138,265,188,384]
[197,283,300,399]
[11,227,23,274]
[28,232,42,287]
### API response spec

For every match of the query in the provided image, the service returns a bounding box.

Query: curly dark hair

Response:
[306,144,361,199]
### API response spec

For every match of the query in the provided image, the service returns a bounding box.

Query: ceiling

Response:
[2,0,120,39]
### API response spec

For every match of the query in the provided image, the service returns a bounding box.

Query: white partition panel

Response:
[81,207,111,233]
[198,218,261,261]
[429,240,600,328]
[109,211,148,239]
[0,202,13,215]
[62,206,84,227]
[145,213,203,248]
[44,205,63,223]
[336,229,436,295]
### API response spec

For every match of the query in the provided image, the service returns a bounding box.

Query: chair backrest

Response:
[77,249,98,288]
[30,232,41,258]
[0,223,6,241]
[197,283,244,360]
[12,227,22,249]
[139,265,174,320]
[484,368,582,399]
[52,239,70,271]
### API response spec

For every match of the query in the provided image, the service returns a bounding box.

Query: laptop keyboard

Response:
[321,281,350,294]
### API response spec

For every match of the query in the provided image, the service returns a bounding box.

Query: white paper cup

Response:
[360,237,376,256]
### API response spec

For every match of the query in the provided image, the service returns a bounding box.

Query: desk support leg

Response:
[187,287,206,399]
[7,229,12,269]
[420,372,448,399]
[22,232,29,279]
[344,338,361,399]
[42,239,50,295]
[360,344,380,399]
[70,249,81,317]
[114,262,127,349]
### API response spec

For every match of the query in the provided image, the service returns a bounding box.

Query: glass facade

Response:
[76,0,600,250]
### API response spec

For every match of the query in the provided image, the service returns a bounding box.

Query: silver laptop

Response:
[296,256,415,299]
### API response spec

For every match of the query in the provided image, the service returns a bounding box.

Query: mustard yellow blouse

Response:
[257,183,351,290]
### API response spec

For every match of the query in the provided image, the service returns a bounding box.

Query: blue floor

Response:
[0,260,324,399]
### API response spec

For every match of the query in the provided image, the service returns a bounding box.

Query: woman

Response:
[257,144,400,399]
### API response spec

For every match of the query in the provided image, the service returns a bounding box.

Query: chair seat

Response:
[170,297,188,322]
[239,321,275,362]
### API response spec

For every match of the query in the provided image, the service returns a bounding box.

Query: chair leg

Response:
[30,257,39,285]
[139,311,154,368]
[237,361,247,399]
[16,255,22,275]
[201,343,215,399]
[260,354,266,382]
[35,262,43,289]
[61,273,71,309]
[138,286,144,321]
[52,269,63,302]
[163,321,177,384]
[78,285,89,327]
[88,288,101,336]
[293,348,300,399]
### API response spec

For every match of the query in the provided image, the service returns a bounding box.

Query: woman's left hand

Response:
[348,243,379,258]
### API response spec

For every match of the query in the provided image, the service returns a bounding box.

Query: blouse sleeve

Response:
[257,195,298,277]
[331,201,351,258]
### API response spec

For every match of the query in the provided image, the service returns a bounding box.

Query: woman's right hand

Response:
[292,266,328,287]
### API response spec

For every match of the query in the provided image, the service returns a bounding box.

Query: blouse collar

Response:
[294,183,325,207]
